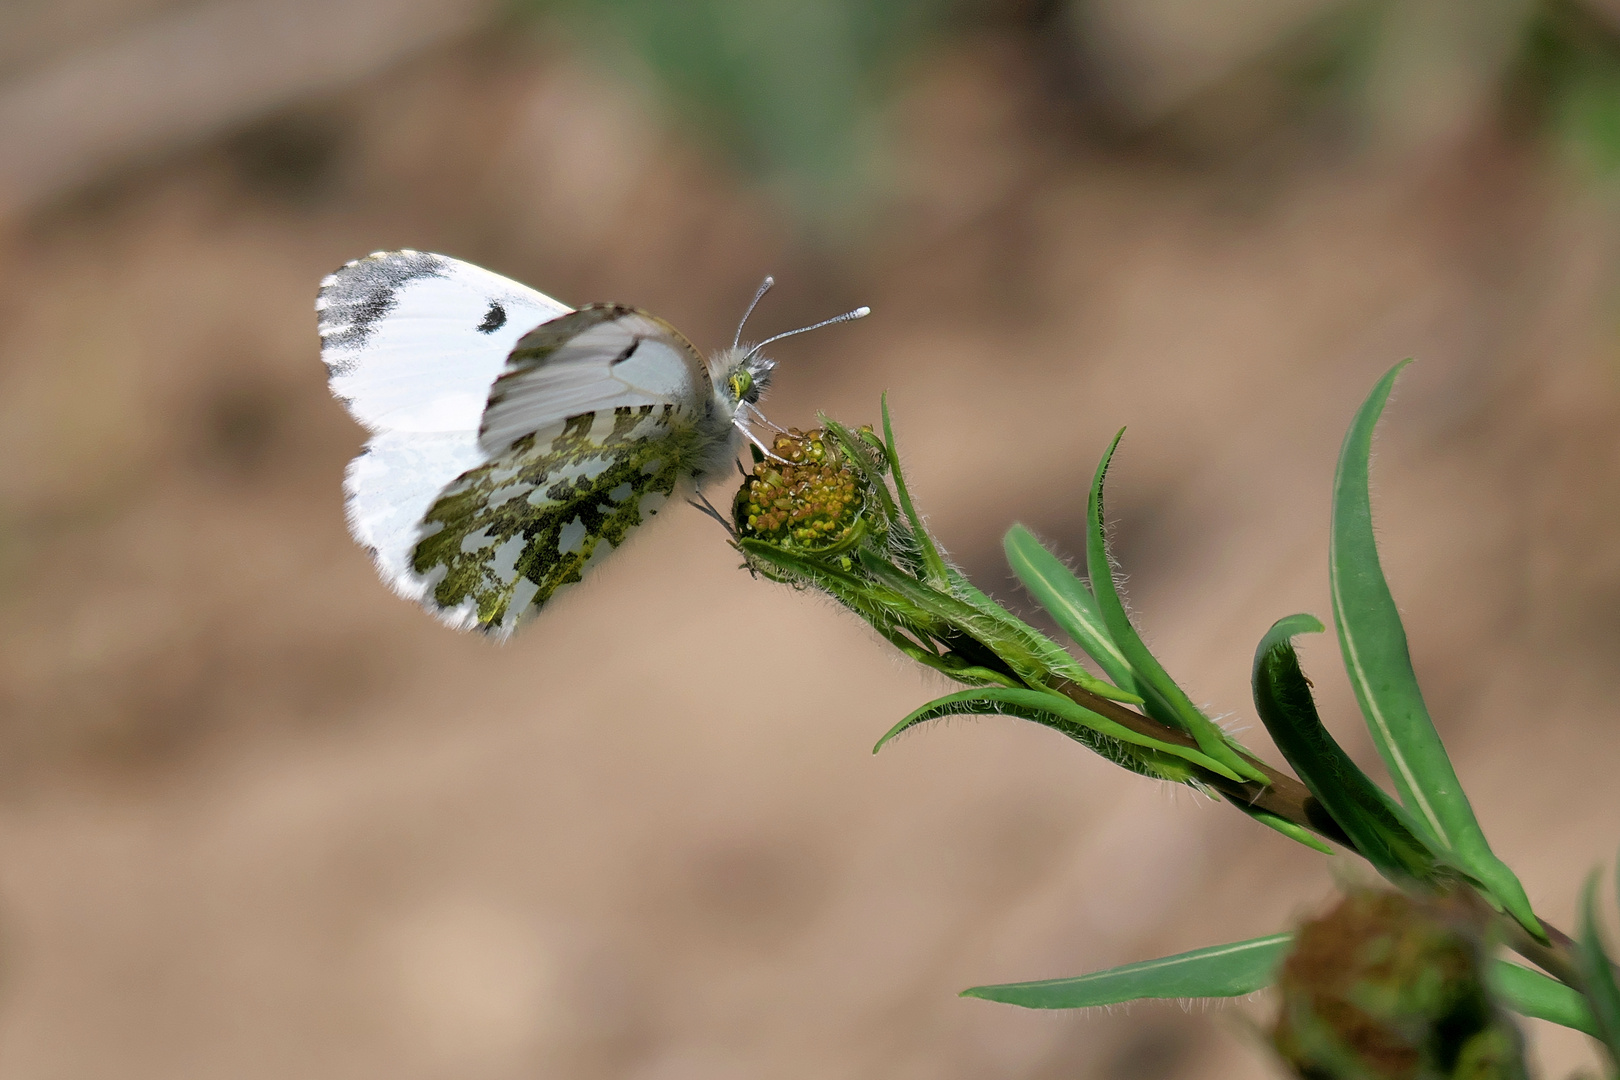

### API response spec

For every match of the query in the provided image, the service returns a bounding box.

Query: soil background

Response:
[1,4,1618,1078]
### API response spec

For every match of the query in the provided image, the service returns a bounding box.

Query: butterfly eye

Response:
[728,369,754,402]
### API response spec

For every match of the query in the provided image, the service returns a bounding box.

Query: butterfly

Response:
[318,250,868,639]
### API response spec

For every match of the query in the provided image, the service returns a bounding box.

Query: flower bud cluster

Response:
[733,429,864,551]
[1273,890,1526,1080]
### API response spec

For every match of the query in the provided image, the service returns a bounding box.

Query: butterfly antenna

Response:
[732,275,775,351]
[744,305,871,360]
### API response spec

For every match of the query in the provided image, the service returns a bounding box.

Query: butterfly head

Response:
[714,278,869,467]
[723,352,775,406]
[719,273,869,412]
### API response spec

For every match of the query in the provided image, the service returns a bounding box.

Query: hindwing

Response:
[410,405,706,637]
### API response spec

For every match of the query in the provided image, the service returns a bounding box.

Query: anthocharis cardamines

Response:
[318,250,867,638]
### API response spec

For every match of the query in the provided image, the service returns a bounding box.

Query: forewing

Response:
[411,406,706,638]
[318,250,572,433]
[477,305,710,456]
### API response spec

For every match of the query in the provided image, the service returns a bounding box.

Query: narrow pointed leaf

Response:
[819,417,900,524]
[864,422,1117,700]
[951,565,1142,704]
[1331,361,1540,937]
[1004,525,1143,698]
[1490,962,1599,1038]
[857,549,1138,703]
[964,932,1292,1008]
[880,395,951,589]
[874,686,1239,780]
[871,689,1199,782]
[738,538,928,634]
[1577,872,1620,1063]
[1252,613,1440,883]
[965,929,1604,1034]
[1228,802,1336,854]
[1086,432,1269,784]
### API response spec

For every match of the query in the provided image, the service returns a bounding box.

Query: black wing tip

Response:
[315,250,451,349]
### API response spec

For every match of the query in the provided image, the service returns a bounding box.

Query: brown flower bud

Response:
[1272,890,1527,1080]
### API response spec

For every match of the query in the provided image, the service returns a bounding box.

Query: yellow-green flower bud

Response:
[733,428,866,554]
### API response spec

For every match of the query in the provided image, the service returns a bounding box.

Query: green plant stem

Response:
[1050,677,1352,847]
[1049,677,1588,989]
[1507,919,1582,990]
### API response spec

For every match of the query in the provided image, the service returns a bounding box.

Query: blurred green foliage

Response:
[520,0,1620,223]
[1272,0,1620,178]
[505,0,1620,229]
[535,0,957,222]
[1514,0,1620,176]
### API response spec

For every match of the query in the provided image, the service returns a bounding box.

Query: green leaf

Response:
[1330,361,1541,938]
[1490,962,1598,1038]
[873,686,1241,780]
[870,687,1200,782]
[1577,871,1620,1064]
[1003,525,1143,699]
[819,416,900,525]
[1252,613,1440,884]
[820,413,1137,705]
[1228,802,1336,855]
[855,549,1137,703]
[547,0,953,223]
[963,932,1292,1008]
[1086,432,1269,784]
[943,561,1141,705]
[738,537,923,631]
[963,930,1602,1034]
[880,395,951,590]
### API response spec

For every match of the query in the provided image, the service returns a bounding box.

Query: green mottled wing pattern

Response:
[412,404,706,637]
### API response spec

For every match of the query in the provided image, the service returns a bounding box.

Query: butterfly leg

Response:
[733,415,794,464]
[740,399,789,434]
[687,489,736,536]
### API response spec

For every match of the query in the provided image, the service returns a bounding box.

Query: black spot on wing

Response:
[317,250,447,360]
[477,301,507,334]
[610,338,641,366]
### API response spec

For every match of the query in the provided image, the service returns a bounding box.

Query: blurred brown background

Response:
[1,1,1619,1076]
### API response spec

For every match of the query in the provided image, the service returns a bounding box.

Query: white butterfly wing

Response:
[321,268,721,637]
[342,427,486,623]
[318,250,572,433]
[387,305,717,637]
[477,305,711,455]
[320,250,569,624]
